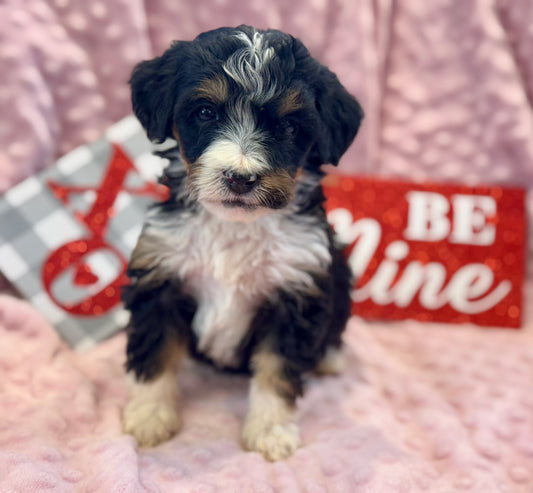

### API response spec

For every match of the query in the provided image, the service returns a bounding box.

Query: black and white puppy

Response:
[122,25,363,461]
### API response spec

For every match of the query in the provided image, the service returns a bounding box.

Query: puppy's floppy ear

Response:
[129,42,188,142]
[293,39,364,167]
[312,69,364,166]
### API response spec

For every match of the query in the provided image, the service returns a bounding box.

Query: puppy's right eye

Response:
[197,107,218,122]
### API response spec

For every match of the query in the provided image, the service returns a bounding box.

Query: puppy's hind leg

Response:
[314,246,351,376]
[314,345,345,375]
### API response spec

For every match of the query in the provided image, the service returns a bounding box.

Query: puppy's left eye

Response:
[197,107,218,122]
[278,119,298,137]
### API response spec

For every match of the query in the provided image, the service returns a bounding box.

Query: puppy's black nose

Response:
[223,170,258,195]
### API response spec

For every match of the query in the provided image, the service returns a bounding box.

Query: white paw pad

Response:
[123,397,181,447]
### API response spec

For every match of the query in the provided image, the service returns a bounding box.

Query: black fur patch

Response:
[123,277,196,381]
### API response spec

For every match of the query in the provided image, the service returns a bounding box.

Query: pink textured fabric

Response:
[0,0,150,190]
[1,291,533,492]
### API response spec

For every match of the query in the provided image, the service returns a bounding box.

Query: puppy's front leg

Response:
[122,280,193,447]
[243,348,302,461]
[123,338,185,447]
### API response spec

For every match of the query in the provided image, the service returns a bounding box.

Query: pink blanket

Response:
[1,290,533,492]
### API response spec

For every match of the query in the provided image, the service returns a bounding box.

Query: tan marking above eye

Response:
[278,89,304,116]
[195,76,229,103]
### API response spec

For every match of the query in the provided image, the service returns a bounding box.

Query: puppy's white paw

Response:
[123,397,181,447]
[242,418,301,461]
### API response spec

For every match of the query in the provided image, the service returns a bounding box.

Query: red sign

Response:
[324,176,526,328]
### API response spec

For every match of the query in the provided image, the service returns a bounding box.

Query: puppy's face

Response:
[131,26,363,221]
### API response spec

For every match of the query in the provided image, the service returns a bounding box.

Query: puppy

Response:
[122,25,363,461]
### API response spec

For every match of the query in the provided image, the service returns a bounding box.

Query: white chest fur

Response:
[145,208,331,367]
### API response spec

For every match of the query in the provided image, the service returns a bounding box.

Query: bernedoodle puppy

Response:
[122,25,363,461]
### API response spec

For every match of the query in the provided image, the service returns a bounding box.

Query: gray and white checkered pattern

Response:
[0,116,169,349]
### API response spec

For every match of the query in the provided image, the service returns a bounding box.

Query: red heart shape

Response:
[73,263,99,286]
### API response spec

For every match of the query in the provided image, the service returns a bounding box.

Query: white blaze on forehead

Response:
[200,138,270,175]
[223,30,277,101]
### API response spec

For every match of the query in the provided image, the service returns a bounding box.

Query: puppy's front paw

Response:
[123,397,181,447]
[242,418,301,461]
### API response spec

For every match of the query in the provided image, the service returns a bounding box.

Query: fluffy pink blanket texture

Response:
[2,0,533,492]
[1,290,533,493]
